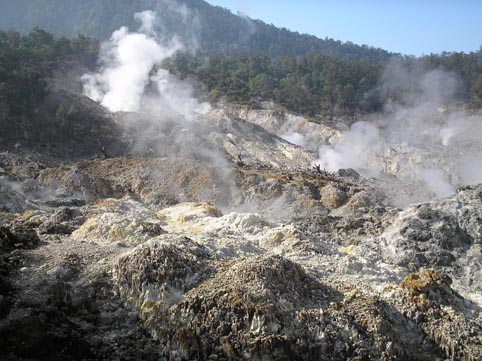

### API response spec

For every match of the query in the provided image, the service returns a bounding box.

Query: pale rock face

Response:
[220,101,344,150]
[259,224,300,250]
[156,202,269,258]
[72,197,164,245]
[319,184,348,208]
[112,202,482,360]
[3,156,482,360]
[205,109,317,168]
[156,202,223,224]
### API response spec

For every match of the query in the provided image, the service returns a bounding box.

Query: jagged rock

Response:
[345,190,376,210]
[392,270,482,360]
[205,110,317,168]
[51,207,82,223]
[336,168,360,181]
[38,157,238,207]
[0,101,481,361]
[38,207,84,235]
[38,165,121,201]
[399,269,452,294]
[115,237,213,325]
[121,253,341,360]
[0,220,40,249]
[220,101,345,150]
[377,184,482,304]
[115,250,465,360]
[34,155,372,223]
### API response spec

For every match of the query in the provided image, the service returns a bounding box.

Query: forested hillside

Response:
[0,28,121,150]
[0,0,394,61]
[168,53,382,116]
[423,52,482,109]
[169,50,482,116]
[1,0,481,124]
[1,27,482,149]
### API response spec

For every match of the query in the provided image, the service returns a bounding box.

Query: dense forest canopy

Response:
[167,53,382,116]
[0,28,102,145]
[168,49,482,116]
[0,0,395,61]
[1,27,482,147]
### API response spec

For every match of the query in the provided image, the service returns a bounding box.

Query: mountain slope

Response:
[0,0,394,61]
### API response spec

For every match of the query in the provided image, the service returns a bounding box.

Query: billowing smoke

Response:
[314,60,482,205]
[82,10,209,119]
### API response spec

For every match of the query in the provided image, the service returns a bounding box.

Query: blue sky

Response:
[207,0,482,56]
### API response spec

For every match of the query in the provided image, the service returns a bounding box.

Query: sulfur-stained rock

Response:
[115,253,462,360]
[399,269,452,294]
[72,197,163,244]
[377,184,482,304]
[392,270,482,361]
[1,106,482,361]
[320,184,348,209]
[156,202,223,223]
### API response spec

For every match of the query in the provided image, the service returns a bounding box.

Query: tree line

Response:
[0,28,99,144]
[0,28,481,148]
[167,49,482,117]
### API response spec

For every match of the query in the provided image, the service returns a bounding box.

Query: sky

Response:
[207,0,482,56]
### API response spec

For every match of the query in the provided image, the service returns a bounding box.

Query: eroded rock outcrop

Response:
[377,184,482,304]
[0,128,481,361]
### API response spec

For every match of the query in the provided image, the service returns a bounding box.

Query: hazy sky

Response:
[207,0,482,56]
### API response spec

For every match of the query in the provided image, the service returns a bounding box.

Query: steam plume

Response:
[81,10,209,119]
[314,60,482,205]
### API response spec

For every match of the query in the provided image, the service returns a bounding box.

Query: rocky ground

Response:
[1,100,481,360]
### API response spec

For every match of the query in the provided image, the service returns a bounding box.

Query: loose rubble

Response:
[1,103,481,360]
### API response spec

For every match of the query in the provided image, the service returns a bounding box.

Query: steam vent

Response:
[1,1,482,360]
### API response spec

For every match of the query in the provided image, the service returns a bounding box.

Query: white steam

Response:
[134,10,157,35]
[82,10,209,119]
[80,11,238,206]
[316,121,381,175]
[281,132,308,148]
[313,61,482,205]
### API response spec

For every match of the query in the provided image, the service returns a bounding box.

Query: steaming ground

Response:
[292,64,482,206]
[83,11,479,208]
[2,11,482,361]
[2,146,482,359]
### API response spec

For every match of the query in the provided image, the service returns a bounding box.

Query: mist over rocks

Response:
[64,10,482,210]
[2,137,482,359]
[1,9,482,361]
[312,62,482,206]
